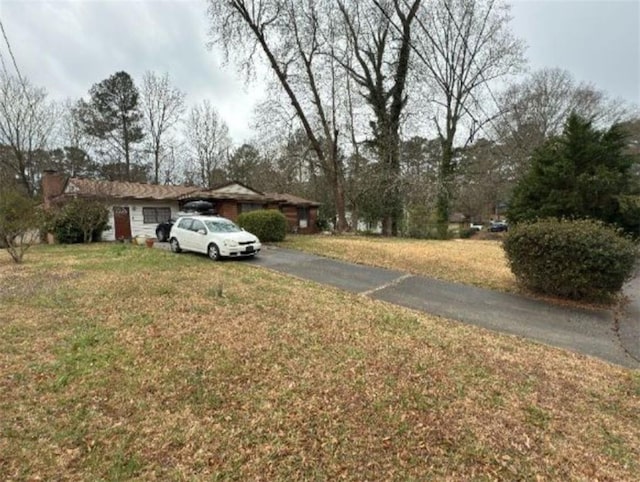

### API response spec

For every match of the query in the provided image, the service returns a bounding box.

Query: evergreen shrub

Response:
[237,209,287,242]
[503,219,638,301]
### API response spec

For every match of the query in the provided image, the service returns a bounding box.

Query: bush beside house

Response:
[46,199,110,244]
[237,209,287,242]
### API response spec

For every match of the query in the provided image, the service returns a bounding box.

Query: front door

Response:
[113,206,132,240]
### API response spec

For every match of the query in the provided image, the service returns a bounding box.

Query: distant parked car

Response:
[469,222,483,231]
[156,218,175,242]
[169,214,261,261]
[489,221,508,232]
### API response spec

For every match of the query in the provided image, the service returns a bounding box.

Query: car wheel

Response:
[156,228,166,242]
[170,238,182,253]
[207,243,220,261]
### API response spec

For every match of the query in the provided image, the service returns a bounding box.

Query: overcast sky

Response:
[0,0,638,144]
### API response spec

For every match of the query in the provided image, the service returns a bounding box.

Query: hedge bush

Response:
[47,199,109,244]
[459,228,476,239]
[503,219,638,301]
[237,209,287,242]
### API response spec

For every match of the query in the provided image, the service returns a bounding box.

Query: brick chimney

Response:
[42,170,66,209]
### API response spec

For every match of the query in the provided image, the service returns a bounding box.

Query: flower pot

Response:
[145,238,155,248]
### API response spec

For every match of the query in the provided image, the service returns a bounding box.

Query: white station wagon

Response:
[168,215,261,261]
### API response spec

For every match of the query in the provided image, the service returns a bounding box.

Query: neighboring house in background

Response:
[344,211,383,234]
[42,171,320,241]
[448,212,468,233]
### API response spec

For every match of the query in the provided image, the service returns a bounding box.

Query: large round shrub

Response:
[47,199,109,244]
[237,209,287,242]
[503,219,638,301]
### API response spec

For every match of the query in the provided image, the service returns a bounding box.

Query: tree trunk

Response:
[154,147,160,184]
[436,140,454,239]
[378,124,402,237]
[382,216,392,236]
[334,179,348,232]
[123,119,131,181]
[351,209,359,232]
[328,137,348,232]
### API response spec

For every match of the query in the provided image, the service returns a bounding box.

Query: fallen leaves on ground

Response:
[0,244,638,480]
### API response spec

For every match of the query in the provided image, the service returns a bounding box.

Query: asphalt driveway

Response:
[619,272,640,364]
[248,246,639,369]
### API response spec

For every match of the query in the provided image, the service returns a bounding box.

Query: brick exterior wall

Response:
[280,205,318,234]
[41,170,66,208]
[281,206,298,232]
[307,208,318,234]
[217,201,239,221]
[41,171,67,244]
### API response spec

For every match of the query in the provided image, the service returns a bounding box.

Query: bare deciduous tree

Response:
[141,72,186,184]
[185,100,231,188]
[454,138,509,221]
[0,73,56,194]
[338,0,421,235]
[58,99,90,151]
[342,55,369,231]
[496,67,633,178]
[46,100,99,178]
[207,0,349,231]
[410,0,525,237]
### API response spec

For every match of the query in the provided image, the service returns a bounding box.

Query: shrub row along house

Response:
[42,171,320,241]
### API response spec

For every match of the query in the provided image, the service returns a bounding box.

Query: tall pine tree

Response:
[78,71,144,181]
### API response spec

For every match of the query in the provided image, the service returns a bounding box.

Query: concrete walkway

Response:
[246,246,639,369]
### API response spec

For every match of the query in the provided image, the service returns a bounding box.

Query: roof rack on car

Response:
[178,200,218,216]
[177,210,218,216]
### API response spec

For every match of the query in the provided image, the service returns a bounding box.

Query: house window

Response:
[142,207,172,224]
[239,203,264,214]
[297,206,309,228]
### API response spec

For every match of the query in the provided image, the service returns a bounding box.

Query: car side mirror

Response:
[197,229,206,235]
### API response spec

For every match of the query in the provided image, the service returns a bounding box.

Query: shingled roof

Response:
[63,178,198,200]
[53,177,321,207]
[264,192,321,207]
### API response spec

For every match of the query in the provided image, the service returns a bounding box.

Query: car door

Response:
[189,219,207,254]
[174,217,194,250]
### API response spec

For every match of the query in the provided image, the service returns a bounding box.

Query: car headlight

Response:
[223,240,239,248]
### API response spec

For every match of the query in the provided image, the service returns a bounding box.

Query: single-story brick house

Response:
[42,171,320,241]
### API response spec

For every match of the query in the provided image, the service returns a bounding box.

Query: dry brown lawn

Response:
[279,235,618,310]
[1,244,638,480]
[282,234,516,292]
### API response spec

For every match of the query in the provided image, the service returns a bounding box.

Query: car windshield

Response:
[204,219,242,233]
